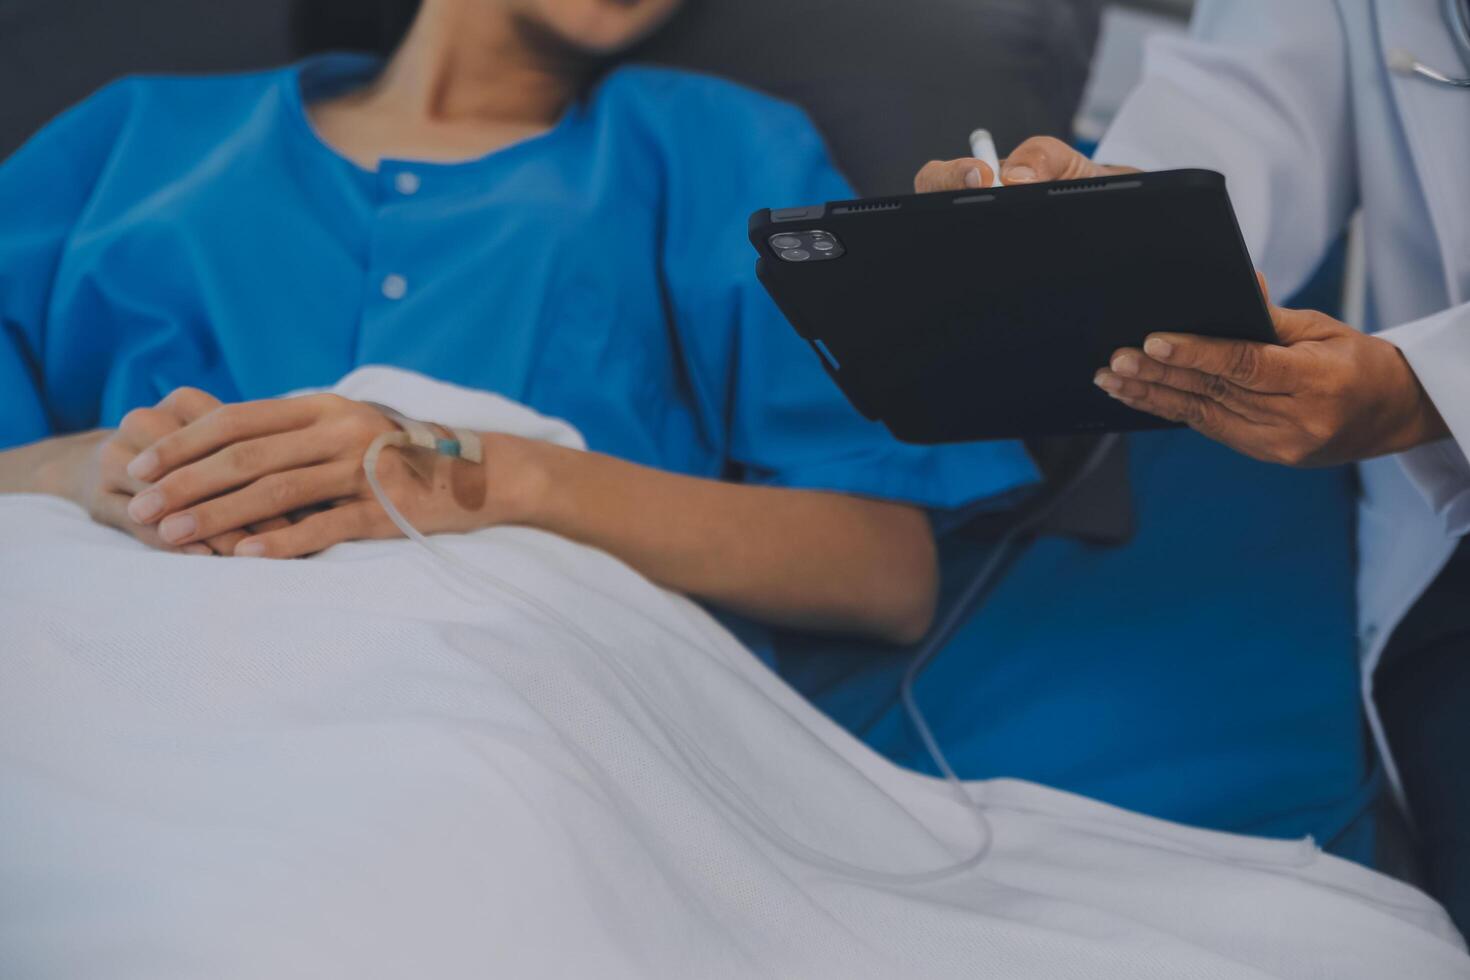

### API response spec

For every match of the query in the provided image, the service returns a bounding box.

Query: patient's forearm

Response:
[0,431,99,499]
[511,441,938,644]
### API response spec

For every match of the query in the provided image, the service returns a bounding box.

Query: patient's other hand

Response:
[914,136,1137,193]
[66,388,290,555]
[121,393,531,558]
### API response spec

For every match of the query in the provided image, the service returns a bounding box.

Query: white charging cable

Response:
[363,430,994,884]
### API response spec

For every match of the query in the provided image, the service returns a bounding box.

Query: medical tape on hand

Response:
[372,404,483,464]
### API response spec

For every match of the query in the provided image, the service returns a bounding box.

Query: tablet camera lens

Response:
[780,248,811,262]
[812,240,835,251]
[771,235,803,250]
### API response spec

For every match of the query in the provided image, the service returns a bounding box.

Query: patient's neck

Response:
[376,2,582,126]
[308,1,587,169]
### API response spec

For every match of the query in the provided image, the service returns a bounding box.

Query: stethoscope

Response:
[1390,0,1470,87]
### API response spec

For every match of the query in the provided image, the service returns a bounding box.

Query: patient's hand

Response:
[122,392,533,558]
[63,388,294,555]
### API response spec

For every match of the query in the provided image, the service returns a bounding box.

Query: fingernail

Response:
[1111,353,1140,377]
[1003,164,1037,183]
[1144,337,1175,360]
[128,489,165,523]
[127,449,159,480]
[235,539,266,558]
[1094,371,1123,393]
[964,167,983,189]
[158,512,196,544]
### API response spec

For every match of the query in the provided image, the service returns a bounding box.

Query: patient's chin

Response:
[521,0,682,59]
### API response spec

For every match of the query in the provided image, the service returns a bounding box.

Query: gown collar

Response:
[279,52,587,191]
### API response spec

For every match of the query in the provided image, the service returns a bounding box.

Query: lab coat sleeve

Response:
[1381,306,1470,537]
[0,81,130,449]
[1094,0,1357,299]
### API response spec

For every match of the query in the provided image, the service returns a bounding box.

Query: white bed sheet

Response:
[1,368,1465,979]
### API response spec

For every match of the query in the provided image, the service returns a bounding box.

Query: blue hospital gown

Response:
[0,53,1034,640]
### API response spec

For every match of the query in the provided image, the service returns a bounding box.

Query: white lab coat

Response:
[1095,0,1470,792]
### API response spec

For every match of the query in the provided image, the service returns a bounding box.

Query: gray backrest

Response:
[0,0,296,160]
[630,0,1103,194]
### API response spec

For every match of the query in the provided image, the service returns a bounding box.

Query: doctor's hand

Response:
[1093,291,1451,467]
[122,392,541,558]
[914,135,1138,192]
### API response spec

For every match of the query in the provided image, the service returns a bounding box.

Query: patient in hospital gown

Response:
[0,0,1035,661]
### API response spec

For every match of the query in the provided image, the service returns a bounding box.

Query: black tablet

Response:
[749,169,1275,443]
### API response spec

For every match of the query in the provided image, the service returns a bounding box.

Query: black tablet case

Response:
[750,170,1275,444]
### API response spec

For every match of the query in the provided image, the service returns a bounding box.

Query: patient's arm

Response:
[0,388,293,556]
[0,429,104,501]
[504,443,938,644]
[124,393,938,644]
[0,402,219,555]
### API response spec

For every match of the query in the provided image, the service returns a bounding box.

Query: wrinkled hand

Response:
[914,135,1137,193]
[124,392,539,558]
[1093,284,1450,467]
[67,387,291,555]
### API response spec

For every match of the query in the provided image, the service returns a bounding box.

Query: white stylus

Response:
[968,128,1005,189]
